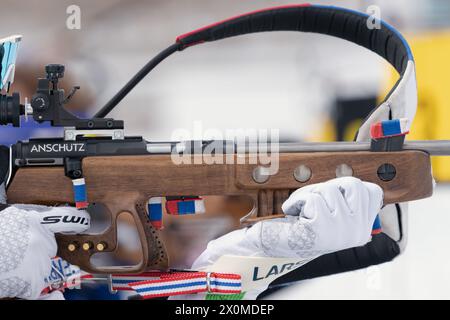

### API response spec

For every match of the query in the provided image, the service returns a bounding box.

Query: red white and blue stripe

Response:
[72,178,88,209]
[109,272,163,291]
[148,196,206,229]
[370,118,409,139]
[42,267,243,299]
[371,215,382,235]
[148,197,163,229]
[128,272,242,299]
[166,197,205,215]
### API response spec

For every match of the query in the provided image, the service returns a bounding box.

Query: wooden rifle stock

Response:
[6,150,433,273]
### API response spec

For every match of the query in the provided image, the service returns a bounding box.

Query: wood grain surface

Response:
[7,150,433,273]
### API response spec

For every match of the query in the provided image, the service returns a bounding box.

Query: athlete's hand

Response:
[184,177,383,300]
[0,204,90,299]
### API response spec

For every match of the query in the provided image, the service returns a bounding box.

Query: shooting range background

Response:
[1,0,450,299]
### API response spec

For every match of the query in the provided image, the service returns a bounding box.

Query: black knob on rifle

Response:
[31,93,49,111]
[45,64,65,81]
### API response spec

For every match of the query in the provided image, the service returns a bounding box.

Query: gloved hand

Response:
[181,177,383,300]
[0,192,90,299]
[0,145,90,299]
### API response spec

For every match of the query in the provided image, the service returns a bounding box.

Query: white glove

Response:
[37,290,65,300]
[181,177,383,300]
[0,200,90,299]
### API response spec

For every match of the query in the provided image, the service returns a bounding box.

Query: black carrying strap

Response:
[97,5,413,117]
[176,5,409,74]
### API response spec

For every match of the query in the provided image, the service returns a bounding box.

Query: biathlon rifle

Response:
[0,5,447,276]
